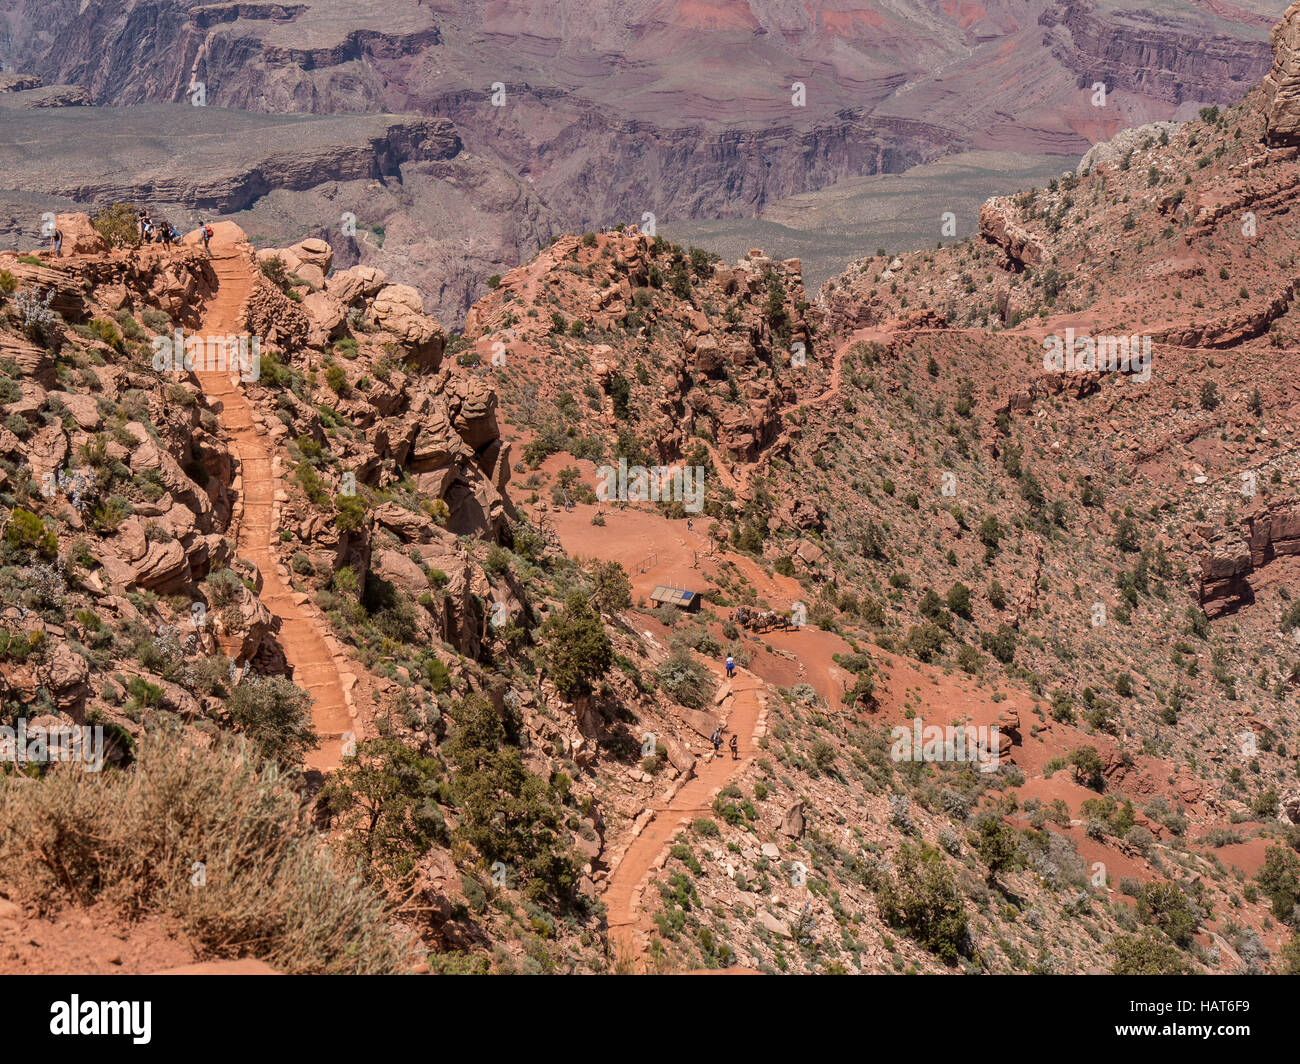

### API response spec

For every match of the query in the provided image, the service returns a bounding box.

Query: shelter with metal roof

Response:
[648,585,703,612]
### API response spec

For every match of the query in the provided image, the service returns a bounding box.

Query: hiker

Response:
[687,518,693,532]
[725,654,735,679]
[158,220,172,246]
[711,727,722,757]
[51,228,63,256]
[199,221,213,254]
[729,733,739,760]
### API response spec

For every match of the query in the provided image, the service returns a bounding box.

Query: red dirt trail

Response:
[194,230,351,772]
[603,663,766,973]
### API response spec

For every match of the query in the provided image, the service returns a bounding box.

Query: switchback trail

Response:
[195,233,352,773]
[603,664,767,973]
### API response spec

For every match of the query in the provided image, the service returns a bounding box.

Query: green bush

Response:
[296,462,330,507]
[537,593,612,699]
[1111,931,1193,975]
[1070,746,1105,789]
[228,675,318,769]
[4,509,57,558]
[88,319,124,352]
[980,624,1016,665]
[1256,845,1300,922]
[260,256,288,288]
[90,203,141,248]
[321,737,448,885]
[590,559,631,613]
[323,364,348,395]
[1135,881,1199,947]
[904,623,946,663]
[656,649,714,710]
[874,843,970,964]
[335,492,367,533]
[445,694,579,904]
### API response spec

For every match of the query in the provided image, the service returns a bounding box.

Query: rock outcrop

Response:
[1197,499,1300,616]
[1263,2,1300,145]
[979,200,1045,269]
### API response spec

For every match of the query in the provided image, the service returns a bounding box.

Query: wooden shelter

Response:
[649,585,703,612]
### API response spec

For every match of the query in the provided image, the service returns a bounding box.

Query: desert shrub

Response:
[444,694,579,904]
[296,461,330,506]
[980,624,1017,664]
[114,308,144,338]
[1135,880,1200,946]
[1111,931,1193,975]
[589,559,631,613]
[205,566,245,608]
[90,203,141,248]
[0,727,405,973]
[335,492,367,533]
[1256,845,1300,923]
[974,816,1024,880]
[608,372,631,420]
[87,318,124,352]
[1070,745,1105,789]
[227,675,317,769]
[321,737,448,885]
[811,739,836,771]
[956,644,982,674]
[0,628,45,663]
[536,593,612,698]
[260,256,288,288]
[14,288,59,347]
[656,649,714,710]
[874,843,970,964]
[324,364,348,395]
[141,307,171,331]
[904,622,946,663]
[3,509,57,559]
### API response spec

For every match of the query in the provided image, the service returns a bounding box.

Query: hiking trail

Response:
[195,233,353,773]
[603,663,768,973]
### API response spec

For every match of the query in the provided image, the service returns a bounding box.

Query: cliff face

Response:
[0,0,1289,325]
[0,108,460,213]
[4,0,1280,188]
[1044,1,1273,104]
[1263,0,1300,144]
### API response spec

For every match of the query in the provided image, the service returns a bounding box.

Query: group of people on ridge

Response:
[136,208,183,247]
[45,209,212,256]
